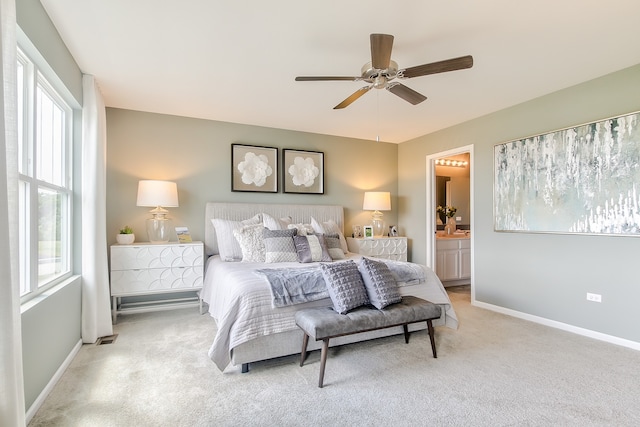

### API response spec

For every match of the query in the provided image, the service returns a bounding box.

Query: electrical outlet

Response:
[456,216,462,221]
[586,292,602,302]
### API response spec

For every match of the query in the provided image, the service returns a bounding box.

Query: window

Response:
[17,47,74,299]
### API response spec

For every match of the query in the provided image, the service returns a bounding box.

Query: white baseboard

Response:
[25,338,83,424]
[472,300,640,351]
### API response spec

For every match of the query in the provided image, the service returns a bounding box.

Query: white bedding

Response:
[202,254,458,371]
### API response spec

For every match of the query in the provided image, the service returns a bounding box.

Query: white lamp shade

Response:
[363,191,391,211]
[136,180,179,207]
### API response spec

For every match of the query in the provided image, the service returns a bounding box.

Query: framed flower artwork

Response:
[283,149,324,194]
[231,144,278,193]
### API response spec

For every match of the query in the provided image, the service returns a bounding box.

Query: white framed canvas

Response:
[231,144,278,193]
[283,149,324,194]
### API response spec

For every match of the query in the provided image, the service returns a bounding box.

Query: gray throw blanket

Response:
[378,258,426,285]
[256,266,327,307]
[257,258,426,308]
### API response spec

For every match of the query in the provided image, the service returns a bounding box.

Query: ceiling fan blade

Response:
[334,86,372,109]
[370,33,394,70]
[386,83,427,105]
[295,76,361,81]
[400,55,473,79]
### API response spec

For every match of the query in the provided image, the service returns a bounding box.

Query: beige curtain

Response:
[0,0,26,424]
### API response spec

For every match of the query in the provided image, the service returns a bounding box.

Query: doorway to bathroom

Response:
[425,145,474,297]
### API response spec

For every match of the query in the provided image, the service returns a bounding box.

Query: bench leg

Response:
[427,319,437,358]
[318,338,330,388]
[403,324,410,343]
[300,333,310,367]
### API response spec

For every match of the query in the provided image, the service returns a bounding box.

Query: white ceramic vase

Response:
[116,233,135,245]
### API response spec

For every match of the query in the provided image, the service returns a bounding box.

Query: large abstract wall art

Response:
[494,111,640,236]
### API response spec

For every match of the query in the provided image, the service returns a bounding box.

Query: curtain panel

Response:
[81,75,113,343]
[0,0,27,424]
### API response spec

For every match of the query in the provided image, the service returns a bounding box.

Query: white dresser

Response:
[110,241,204,323]
[346,236,408,262]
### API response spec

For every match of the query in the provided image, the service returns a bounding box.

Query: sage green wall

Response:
[17,0,84,413]
[16,0,82,103]
[21,278,82,410]
[399,64,640,343]
[105,108,399,245]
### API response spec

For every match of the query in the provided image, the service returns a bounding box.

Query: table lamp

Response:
[363,191,391,237]
[136,180,179,243]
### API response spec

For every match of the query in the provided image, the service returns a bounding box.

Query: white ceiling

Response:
[40,0,640,144]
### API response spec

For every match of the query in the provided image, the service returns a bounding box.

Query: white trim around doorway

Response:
[426,144,475,301]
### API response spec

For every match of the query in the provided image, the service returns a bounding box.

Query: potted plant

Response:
[116,225,135,245]
[436,205,458,235]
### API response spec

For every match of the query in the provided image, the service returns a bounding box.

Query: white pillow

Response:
[311,217,348,254]
[263,213,292,230]
[233,224,266,263]
[211,213,262,261]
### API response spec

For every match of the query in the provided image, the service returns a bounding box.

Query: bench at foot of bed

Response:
[295,295,440,388]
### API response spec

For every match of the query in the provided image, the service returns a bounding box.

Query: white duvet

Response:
[201,254,458,371]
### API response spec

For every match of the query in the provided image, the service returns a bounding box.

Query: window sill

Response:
[21,275,81,314]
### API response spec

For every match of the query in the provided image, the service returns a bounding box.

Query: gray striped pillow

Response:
[263,228,297,263]
[293,234,332,263]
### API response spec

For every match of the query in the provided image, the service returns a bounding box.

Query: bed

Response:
[201,202,458,372]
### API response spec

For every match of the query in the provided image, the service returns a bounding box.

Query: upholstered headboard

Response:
[204,202,344,257]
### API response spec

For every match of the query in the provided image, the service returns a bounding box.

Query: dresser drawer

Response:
[110,266,204,295]
[347,237,408,262]
[111,244,203,270]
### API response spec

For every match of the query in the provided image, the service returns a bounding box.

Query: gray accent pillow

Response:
[358,257,402,309]
[320,260,369,314]
[233,224,265,262]
[293,234,332,263]
[324,233,346,260]
[263,228,298,263]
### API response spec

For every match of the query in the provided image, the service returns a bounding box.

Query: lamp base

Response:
[371,211,385,237]
[146,217,173,243]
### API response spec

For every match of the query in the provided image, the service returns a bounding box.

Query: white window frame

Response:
[17,44,75,302]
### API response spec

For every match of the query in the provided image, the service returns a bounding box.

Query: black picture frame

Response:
[231,144,278,193]
[282,149,324,194]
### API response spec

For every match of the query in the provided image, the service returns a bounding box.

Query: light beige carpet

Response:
[29,286,640,426]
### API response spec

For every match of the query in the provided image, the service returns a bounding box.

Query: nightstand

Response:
[110,241,204,323]
[346,236,408,262]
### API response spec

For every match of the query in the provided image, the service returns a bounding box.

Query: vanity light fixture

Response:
[435,158,468,167]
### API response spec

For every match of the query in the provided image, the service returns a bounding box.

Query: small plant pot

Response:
[116,234,135,245]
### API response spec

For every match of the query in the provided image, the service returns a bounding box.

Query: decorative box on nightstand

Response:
[110,241,204,323]
[346,236,408,262]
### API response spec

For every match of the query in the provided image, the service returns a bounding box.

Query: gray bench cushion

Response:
[295,295,441,340]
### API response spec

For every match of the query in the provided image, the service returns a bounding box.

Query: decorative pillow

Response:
[293,234,332,263]
[288,223,314,236]
[211,213,262,261]
[233,224,266,262]
[324,233,346,260]
[263,213,292,230]
[263,228,298,263]
[311,217,348,254]
[358,257,402,309]
[320,260,369,314]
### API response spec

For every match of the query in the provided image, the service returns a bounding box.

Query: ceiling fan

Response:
[295,33,473,109]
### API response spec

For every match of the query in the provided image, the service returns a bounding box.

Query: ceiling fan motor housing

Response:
[361,60,398,89]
